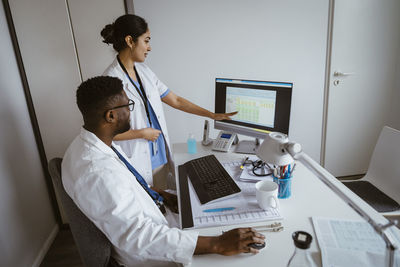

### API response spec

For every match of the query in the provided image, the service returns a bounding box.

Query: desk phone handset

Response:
[212,131,237,152]
[202,120,213,146]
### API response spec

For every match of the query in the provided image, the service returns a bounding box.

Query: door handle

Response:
[333,71,355,77]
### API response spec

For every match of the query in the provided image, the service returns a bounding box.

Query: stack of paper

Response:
[312,217,400,267]
[187,160,282,229]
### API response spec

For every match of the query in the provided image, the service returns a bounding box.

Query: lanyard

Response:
[117,56,152,125]
[111,146,165,213]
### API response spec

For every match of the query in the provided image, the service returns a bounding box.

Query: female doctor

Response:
[101,14,236,193]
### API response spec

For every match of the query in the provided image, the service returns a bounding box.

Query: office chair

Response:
[48,158,120,267]
[342,126,400,215]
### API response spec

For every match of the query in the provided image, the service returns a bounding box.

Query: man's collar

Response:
[79,127,116,157]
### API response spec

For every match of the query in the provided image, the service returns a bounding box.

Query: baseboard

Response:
[32,223,59,267]
[337,174,365,181]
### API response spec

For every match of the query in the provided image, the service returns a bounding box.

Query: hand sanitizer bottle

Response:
[187,133,197,154]
[287,231,317,267]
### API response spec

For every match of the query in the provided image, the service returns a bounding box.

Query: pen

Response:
[240,157,249,169]
[284,164,291,178]
[291,163,297,174]
[280,166,285,178]
[203,207,235,213]
[153,140,158,155]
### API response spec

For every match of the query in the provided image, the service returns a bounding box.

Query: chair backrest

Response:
[48,158,112,267]
[364,126,400,204]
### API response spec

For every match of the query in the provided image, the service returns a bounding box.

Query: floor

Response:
[40,227,83,267]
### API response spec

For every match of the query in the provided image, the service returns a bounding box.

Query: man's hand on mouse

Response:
[214,228,265,255]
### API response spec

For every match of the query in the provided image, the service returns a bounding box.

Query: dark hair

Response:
[101,14,148,52]
[76,76,124,123]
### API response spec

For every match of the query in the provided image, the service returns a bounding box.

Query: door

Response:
[324,0,400,177]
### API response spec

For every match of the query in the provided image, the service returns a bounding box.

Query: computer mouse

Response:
[248,242,266,250]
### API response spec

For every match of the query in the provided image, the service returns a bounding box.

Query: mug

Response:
[255,180,279,210]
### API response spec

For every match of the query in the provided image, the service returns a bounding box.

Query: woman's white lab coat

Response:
[103,58,173,185]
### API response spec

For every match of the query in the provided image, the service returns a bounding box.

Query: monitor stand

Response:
[235,138,261,154]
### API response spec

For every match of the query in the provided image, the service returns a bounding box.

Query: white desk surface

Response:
[172,142,397,267]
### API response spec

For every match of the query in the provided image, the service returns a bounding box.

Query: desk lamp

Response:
[256,132,399,267]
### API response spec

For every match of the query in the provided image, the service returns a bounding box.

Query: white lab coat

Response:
[103,58,172,185]
[62,128,198,267]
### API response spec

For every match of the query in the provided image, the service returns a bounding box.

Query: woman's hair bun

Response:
[101,15,148,52]
[101,23,115,44]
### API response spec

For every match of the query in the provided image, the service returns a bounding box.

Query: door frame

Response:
[320,0,335,167]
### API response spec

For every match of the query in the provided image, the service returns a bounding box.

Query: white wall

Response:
[9,0,83,161]
[9,0,126,162]
[0,3,57,266]
[67,0,125,80]
[135,0,329,161]
[9,0,126,224]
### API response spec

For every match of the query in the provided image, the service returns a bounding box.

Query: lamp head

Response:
[256,132,301,166]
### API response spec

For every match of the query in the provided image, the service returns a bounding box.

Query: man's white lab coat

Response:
[62,128,198,267]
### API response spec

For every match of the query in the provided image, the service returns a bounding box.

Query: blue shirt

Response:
[132,80,169,170]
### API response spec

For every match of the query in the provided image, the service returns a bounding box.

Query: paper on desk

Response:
[239,155,273,182]
[188,160,282,229]
[312,217,400,267]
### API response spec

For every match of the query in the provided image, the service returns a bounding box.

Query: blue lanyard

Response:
[111,146,165,210]
[117,56,152,125]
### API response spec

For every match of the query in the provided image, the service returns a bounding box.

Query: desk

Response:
[173,142,397,267]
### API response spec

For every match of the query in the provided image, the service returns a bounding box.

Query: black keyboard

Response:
[184,155,241,204]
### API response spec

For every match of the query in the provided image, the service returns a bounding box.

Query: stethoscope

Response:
[242,159,272,177]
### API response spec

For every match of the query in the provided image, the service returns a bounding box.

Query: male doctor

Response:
[62,76,265,267]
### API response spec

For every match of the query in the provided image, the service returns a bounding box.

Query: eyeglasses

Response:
[107,99,135,112]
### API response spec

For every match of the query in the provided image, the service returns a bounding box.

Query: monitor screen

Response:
[215,78,293,139]
[226,86,277,128]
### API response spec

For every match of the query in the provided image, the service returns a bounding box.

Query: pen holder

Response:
[273,175,292,199]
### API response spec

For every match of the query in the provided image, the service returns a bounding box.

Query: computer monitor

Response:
[214,78,293,154]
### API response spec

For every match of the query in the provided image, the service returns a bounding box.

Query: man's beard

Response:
[116,118,131,135]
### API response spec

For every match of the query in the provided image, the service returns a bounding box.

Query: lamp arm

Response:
[293,151,399,267]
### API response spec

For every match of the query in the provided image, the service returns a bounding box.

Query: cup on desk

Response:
[255,180,279,210]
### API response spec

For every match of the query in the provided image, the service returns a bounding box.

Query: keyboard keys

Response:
[184,155,241,204]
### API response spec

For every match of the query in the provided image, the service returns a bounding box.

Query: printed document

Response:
[312,217,400,267]
[188,160,282,229]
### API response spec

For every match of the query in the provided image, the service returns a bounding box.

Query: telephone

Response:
[212,131,237,152]
[202,120,213,146]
